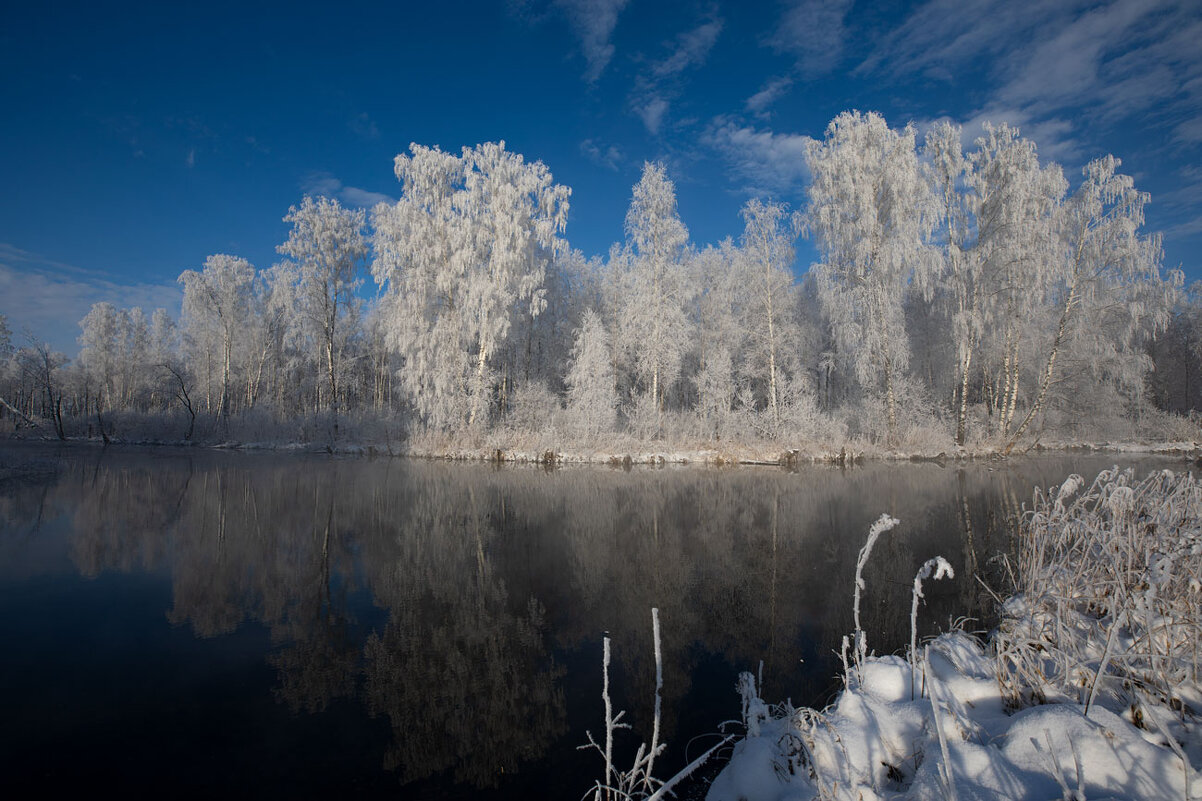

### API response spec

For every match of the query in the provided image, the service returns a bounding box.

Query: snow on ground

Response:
[707,467,1202,801]
[709,631,1198,800]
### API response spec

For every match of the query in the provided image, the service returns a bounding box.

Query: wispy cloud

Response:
[746,76,793,116]
[580,138,623,170]
[702,118,811,197]
[631,12,724,135]
[0,245,181,355]
[858,0,1202,160]
[556,0,630,84]
[651,16,723,79]
[770,0,854,77]
[911,108,1082,167]
[1155,165,1202,243]
[302,172,395,208]
[349,112,381,140]
[636,97,670,136]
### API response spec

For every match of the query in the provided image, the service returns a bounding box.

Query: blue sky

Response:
[2,0,1200,354]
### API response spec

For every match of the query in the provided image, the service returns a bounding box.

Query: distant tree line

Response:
[0,111,1195,450]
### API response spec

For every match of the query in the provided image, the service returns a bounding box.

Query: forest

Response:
[1,111,1197,455]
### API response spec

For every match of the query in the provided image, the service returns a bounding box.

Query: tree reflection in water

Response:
[0,444,1183,795]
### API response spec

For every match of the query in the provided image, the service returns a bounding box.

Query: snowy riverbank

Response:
[6,428,1201,468]
[393,438,1202,467]
[706,467,1202,800]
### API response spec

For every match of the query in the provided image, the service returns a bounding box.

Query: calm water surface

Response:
[0,442,1187,797]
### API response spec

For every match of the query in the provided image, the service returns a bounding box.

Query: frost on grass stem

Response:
[911,556,955,699]
[853,513,899,671]
[580,608,666,801]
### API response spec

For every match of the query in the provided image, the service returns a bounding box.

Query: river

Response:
[0,442,1188,797]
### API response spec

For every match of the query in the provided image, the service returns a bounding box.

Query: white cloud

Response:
[703,118,812,197]
[342,186,395,208]
[912,108,1082,167]
[651,17,723,79]
[556,0,630,84]
[1154,165,1202,242]
[770,0,854,77]
[0,246,181,356]
[1173,115,1202,145]
[302,172,395,208]
[1164,215,1202,240]
[855,0,1066,79]
[580,138,623,170]
[859,0,1202,137]
[637,97,670,136]
[746,76,793,115]
[630,13,724,135]
[1158,165,1202,208]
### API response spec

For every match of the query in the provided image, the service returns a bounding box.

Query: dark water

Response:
[0,442,1188,798]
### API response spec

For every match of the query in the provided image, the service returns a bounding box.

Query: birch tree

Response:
[923,122,1065,444]
[277,195,367,415]
[178,254,255,419]
[617,162,691,411]
[78,302,121,413]
[691,241,741,437]
[1005,155,1173,449]
[243,264,295,412]
[805,111,938,442]
[565,309,617,435]
[923,122,976,444]
[737,199,802,425]
[372,141,569,430]
[16,341,67,439]
[122,307,150,409]
[965,124,1065,440]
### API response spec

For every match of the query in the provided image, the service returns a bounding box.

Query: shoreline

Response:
[3,432,1199,468]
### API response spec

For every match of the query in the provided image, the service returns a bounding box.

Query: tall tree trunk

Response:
[1003,337,1021,436]
[956,345,973,446]
[219,337,232,421]
[883,355,898,445]
[1005,285,1076,452]
[468,340,489,427]
[767,292,779,426]
[326,338,338,418]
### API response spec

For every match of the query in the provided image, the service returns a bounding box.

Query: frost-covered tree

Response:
[16,340,67,439]
[178,254,256,419]
[691,241,741,437]
[964,124,1065,440]
[77,302,152,413]
[78,302,122,413]
[565,309,617,435]
[277,195,367,415]
[0,314,11,361]
[924,121,975,444]
[1148,282,1202,414]
[1005,155,1175,448]
[615,162,692,411]
[241,264,295,412]
[122,307,150,408]
[372,141,569,430]
[736,199,802,425]
[149,308,177,365]
[805,111,939,442]
[923,122,1066,444]
[503,247,599,401]
[0,315,11,404]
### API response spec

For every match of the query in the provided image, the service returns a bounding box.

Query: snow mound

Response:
[708,633,1199,801]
